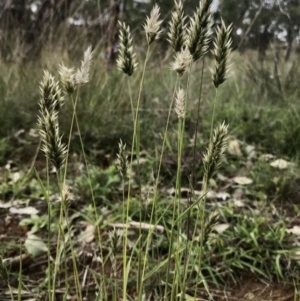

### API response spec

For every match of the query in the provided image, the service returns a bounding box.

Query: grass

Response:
[1,2,300,301]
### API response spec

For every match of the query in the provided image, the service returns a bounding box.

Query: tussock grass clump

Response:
[2,1,300,300]
[32,2,233,300]
[11,2,300,301]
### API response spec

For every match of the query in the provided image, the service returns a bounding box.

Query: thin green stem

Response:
[127,76,135,125]
[193,88,219,297]
[170,117,184,299]
[70,96,108,296]
[142,75,180,298]
[181,59,205,301]
[63,87,80,185]
[124,46,150,301]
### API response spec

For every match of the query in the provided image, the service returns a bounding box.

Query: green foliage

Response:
[75,165,120,205]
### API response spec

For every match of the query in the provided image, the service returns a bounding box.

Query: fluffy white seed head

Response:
[171,47,192,76]
[59,63,76,95]
[116,22,138,76]
[143,4,163,45]
[75,45,93,85]
[175,88,185,119]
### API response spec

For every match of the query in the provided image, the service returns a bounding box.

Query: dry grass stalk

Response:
[171,47,192,76]
[168,0,186,52]
[211,19,233,88]
[186,0,213,62]
[116,22,138,76]
[144,4,163,45]
[75,45,93,85]
[175,88,185,119]
[203,122,228,181]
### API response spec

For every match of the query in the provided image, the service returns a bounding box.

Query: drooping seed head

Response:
[168,0,186,52]
[171,47,192,76]
[211,19,233,88]
[59,63,76,95]
[116,22,138,76]
[143,4,163,45]
[174,88,185,119]
[203,122,228,181]
[186,0,213,62]
[75,45,93,85]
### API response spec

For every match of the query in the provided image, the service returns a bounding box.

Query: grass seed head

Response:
[39,70,63,114]
[39,110,67,171]
[116,22,138,76]
[171,47,192,76]
[211,19,233,88]
[202,211,220,245]
[168,0,186,52]
[186,0,213,62]
[203,122,228,181]
[108,228,123,278]
[116,139,129,179]
[75,45,93,85]
[143,4,163,45]
[59,63,76,95]
[61,183,74,208]
[175,88,186,119]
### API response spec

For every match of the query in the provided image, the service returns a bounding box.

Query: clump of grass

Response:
[29,2,233,301]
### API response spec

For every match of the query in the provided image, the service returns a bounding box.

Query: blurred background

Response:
[1,0,299,61]
[1,0,300,164]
